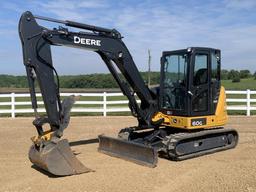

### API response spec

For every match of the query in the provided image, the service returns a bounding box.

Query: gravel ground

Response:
[0,116,255,192]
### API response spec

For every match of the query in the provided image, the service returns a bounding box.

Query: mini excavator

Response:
[19,11,238,176]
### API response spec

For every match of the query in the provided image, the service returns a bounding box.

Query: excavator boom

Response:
[19,11,159,175]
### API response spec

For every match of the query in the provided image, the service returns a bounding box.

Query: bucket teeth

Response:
[98,135,158,167]
[29,139,92,176]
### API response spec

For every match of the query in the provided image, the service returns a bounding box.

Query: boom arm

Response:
[19,11,159,137]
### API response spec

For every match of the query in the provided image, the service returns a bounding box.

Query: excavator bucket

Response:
[29,139,92,176]
[98,135,158,167]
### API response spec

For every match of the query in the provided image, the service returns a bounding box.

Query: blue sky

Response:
[0,0,256,75]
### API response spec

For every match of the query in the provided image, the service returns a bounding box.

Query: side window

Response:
[192,53,208,112]
[211,52,220,81]
[193,54,208,86]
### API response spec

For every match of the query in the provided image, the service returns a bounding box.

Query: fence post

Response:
[11,92,15,118]
[103,92,107,117]
[246,89,250,116]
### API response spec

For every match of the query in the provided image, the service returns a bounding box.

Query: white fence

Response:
[0,90,255,118]
[226,90,256,116]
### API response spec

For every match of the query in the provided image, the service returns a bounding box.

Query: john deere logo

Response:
[74,36,101,46]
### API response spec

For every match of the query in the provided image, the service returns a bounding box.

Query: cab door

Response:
[189,50,211,116]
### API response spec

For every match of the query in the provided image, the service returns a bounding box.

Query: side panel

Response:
[152,86,227,129]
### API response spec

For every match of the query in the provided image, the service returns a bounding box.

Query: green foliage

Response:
[221,69,229,80]
[225,70,241,82]
[239,70,251,79]
[232,75,240,83]
[223,69,252,80]
[0,72,161,89]
[0,70,254,90]
[228,70,239,80]
[59,74,118,88]
[0,75,27,88]
[140,72,160,85]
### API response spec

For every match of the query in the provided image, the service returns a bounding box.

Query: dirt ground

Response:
[0,116,255,192]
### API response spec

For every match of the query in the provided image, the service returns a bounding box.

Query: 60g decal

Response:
[191,118,207,126]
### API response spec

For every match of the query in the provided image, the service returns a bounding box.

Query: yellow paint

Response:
[152,86,228,130]
[31,130,54,145]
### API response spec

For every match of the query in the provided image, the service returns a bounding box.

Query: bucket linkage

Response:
[29,96,92,176]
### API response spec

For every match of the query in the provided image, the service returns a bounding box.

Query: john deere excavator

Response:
[19,11,238,176]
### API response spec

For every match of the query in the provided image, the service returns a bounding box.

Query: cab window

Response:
[211,52,220,81]
[193,54,208,86]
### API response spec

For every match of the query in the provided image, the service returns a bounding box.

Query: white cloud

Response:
[32,0,256,73]
[224,0,256,10]
[33,0,109,21]
[79,1,109,8]
[107,1,256,72]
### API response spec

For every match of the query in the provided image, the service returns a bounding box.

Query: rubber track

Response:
[167,128,239,161]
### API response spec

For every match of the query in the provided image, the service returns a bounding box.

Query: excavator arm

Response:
[19,11,160,175]
[19,11,159,138]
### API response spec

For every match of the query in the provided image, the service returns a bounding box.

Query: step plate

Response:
[98,135,158,167]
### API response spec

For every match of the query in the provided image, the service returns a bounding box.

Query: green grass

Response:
[222,77,256,90]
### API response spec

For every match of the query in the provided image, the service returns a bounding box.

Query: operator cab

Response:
[160,47,221,117]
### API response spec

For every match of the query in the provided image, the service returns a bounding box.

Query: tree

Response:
[239,70,251,79]
[226,70,240,83]
[232,75,240,83]
[221,69,229,80]
[228,70,239,80]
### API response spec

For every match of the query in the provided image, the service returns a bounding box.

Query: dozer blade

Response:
[29,139,92,176]
[98,135,158,167]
